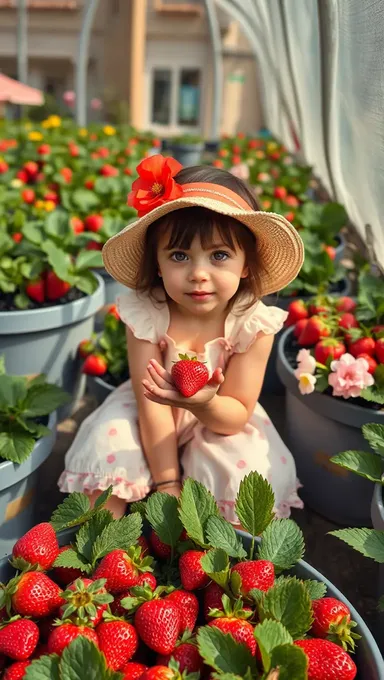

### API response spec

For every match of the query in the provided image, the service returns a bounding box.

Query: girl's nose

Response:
[188,263,209,282]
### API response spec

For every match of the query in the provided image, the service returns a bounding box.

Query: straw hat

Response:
[102,157,304,297]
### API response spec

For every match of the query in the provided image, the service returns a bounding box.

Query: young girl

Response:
[58,155,305,523]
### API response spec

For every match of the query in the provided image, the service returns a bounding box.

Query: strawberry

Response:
[47,622,99,656]
[179,551,209,591]
[51,545,86,585]
[0,160,9,173]
[37,143,51,155]
[12,522,58,570]
[171,355,209,398]
[21,188,35,204]
[165,590,199,633]
[358,353,377,374]
[208,596,257,655]
[324,245,336,260]
[97,146,110,158]
[298,316,330,347]
[294,318,308,339]
[3,661,31,679]
[85,214,104,232]
[44,191,59,204]
[157,640,204,673]
[12,232,23,243]
[314,339,346,364]
[97,618,138,670]
[124,168,133,176]
[134,599,181,654]
[60,167,72,183]
[285,300,308,327]
[93,546,152,594]
[137,573,157,591]
[231,560,275,596]
[336,297,356,313]
[285,195,299,207]
[84,177,95,190]
[82,354,108,376]
[78,339,95,359]
[348,336,375,358]
[140,667,174,680]
[122,662,149,680]
[86,240,103,251]
[111,577,155,617]
[149,530,172,560]
[375,338,384,364]
[106,303,120,320]
[137,535,150,557]
[24,161,38,177]
[311,598,360,651]
[10,572,63,619]
[338,313,359,331]
[60,577,113,626]
[274,186,287,200]
[294,638,357,680]
[25,278,45,303]
[45,271,71,301]
[0,619,39,660]
[16,169,28,183]
[100,164,119,177]
[69,144,80,157]
[203,581,225,621]
[372,324,384,338]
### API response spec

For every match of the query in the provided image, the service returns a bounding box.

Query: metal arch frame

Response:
[203,0,223,141]
[75,0,101,126]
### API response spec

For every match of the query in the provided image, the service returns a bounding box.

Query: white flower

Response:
[295,348,316,377]
[298,373,317,395]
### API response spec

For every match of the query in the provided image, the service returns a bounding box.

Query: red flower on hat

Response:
[128,155,183,217]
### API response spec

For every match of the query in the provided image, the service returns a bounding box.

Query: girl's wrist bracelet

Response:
[154,479,182,489]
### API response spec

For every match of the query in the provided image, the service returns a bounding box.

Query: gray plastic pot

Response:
[261,276,351,396]
[94,269,125,330]
[0,526,382,676]
[0,411,56,559]
[169,142,204,167]
[334,231,346,263]
[0,275,105,417]
[86,374,115,405]
[277,327,383,526]
[372,483,384,649]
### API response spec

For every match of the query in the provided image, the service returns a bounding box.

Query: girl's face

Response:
[157,224,248,315]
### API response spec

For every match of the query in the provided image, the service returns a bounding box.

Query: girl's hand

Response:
[142,359,224,410]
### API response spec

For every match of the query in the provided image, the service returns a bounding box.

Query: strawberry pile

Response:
[0,473,362,679]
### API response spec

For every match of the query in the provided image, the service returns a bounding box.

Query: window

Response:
[177,69,201,126]
[151,69,172,125]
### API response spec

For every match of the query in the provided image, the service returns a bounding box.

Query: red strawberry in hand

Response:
[97,618,138,670]
[171,354,209,397]
[179,551,209,591]
[298,316,330,347]
[285,300,308,327]
[311,597,360,651]
[46,271,71,301]
[231,559,275,596]
[82,354,108,376]
[314,339,346,364]
[294,638,357,680]
[0,619,39,661]
[134,598,181,654]
[12,522,59,570]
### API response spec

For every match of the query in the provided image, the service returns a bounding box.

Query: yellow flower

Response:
[42,115,62,129]
[28,131,43,142]
[45,200,56,212]
[34,199,45,209]
[267,141,278,153]
[103,125,116,136]
[11,179,23,189]
[78,127,88,137]
[255,151,265,160]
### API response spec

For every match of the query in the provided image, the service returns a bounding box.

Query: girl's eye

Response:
[170,251,188,262]
[212,251,229,261]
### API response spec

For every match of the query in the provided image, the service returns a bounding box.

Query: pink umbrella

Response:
[0,73,44,105]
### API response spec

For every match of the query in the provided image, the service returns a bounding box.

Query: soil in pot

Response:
[0,287,86,312]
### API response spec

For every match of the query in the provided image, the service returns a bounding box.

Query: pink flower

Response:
[63,90,76,106]
[328,353,374,399]
[91,97,102,111]
[229,163,250,181]
[294,348,316,378]
[297,373,317,395]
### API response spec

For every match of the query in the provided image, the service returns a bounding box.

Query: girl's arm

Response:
[126,327,180,489]
[189,333,274,435]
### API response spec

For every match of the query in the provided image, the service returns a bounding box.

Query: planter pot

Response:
[277,327,383,526]
[94,268,126,330]
[169,143,204,167]
[0,411,56,559]
[0,275,105,417]
[86,374,115,405]
[372,483,384,650]
[0,527,382,677]
[261,276,351,396]
[334,232,346,263]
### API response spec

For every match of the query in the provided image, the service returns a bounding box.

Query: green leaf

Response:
[94,486,114,510]
[254,619,293,670]
[22,222,43,245]
[145,492,183,549]
[72,188,100,212]
[25,654,61,680]
[361,385,384,405]
[330,450,384,482]
[60,635,122,679]
[303,579,327,600]
[53,548,92,575]
[205,515,247,559]
[0,374,28,410]
[74,270,99,295]
[91,513,142,563]
[45,210,70,240]
[259,577,313,639]
[330,528,384,563]
[22,383,70,418]
[235,472,275,539]
[75,249,104,271]
[201,548,230,590]
[269,644,308,680]
[130,501,147,517]
[362,423,384,456]
[16,417,51,438]
[179,478,220,547]
[42,241,73,282]
[258,519,305,572]
[75,509,114,562]
[0,424,35,463]
[197,626,255,675]
[0,356,5,375]
[50,492,91,531]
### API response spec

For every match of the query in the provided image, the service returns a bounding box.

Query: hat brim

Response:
[102,196,304,297]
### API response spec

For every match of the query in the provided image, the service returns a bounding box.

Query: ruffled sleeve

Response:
[229,300,288,353]
[116,289,169,344]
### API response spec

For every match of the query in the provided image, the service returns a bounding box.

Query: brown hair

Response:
[137,166,266,311]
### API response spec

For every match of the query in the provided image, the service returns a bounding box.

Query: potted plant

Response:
[0,357,69,558]
[276,269,384,525]
[79,304,128,404]
[169,134,205,167]
[0,472,382,677]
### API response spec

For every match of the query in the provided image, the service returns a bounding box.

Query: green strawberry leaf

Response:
[94,486,113,510]
[75,509,114,562]
[50,492,92,531]
[145,491,183,549]
[201,548,230,590]
[60,636,123,679]
[205,515,247,559]
[91,512,142,564]
[25,654,61,680]
[269,644,308,679]
[259,576,313,639]
[258,519,305,572]
[130,501,147,517]
[235,472,275,552]
[361,385,384,405]
[330,450,384,482]
[254,619,293,670]
[302,579,327,600]
[362,423,384,456]
[330,528,384,563]
[179,478,220,547]
[22,382,71,418]
[0,425,36,463]
[197,626,256,675]
[0,374,28,409]
[52,548,93,575]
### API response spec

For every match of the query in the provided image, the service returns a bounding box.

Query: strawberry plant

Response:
[0,356,70,463]
[79,305,128,384]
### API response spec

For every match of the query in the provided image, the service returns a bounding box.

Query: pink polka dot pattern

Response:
[108,428,118,436]
[236,460,246,469]
[106,453,116,464]
[281,456,287,465]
